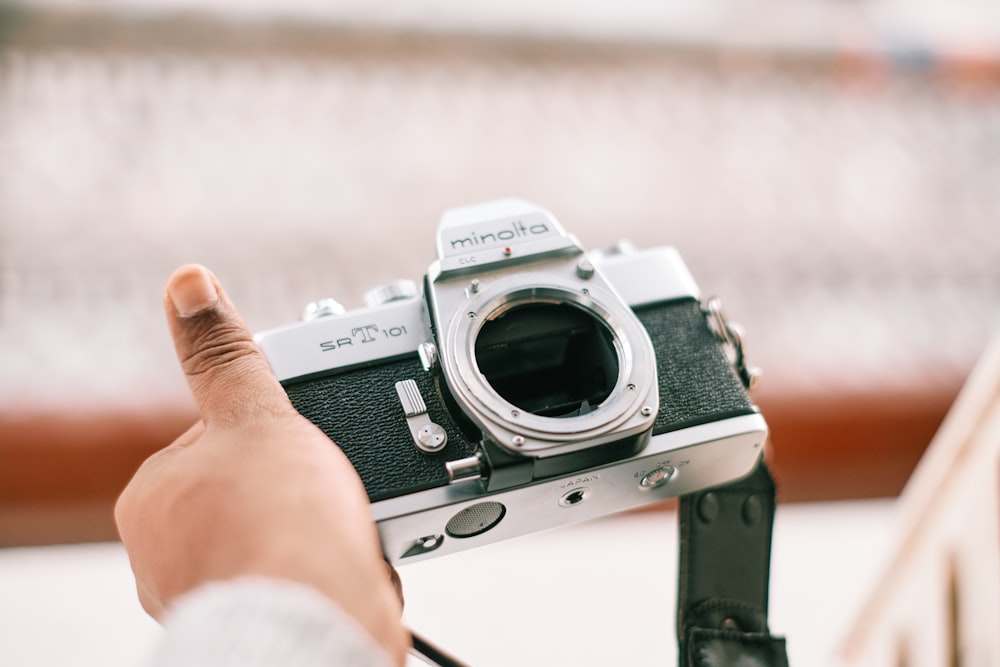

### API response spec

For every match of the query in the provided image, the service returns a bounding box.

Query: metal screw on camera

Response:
[512,435,525,447]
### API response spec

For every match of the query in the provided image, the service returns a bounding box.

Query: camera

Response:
[255,200,766,564]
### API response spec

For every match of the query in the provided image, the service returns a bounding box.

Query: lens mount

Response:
[443,272,658,457]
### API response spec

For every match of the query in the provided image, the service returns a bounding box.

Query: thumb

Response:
[164,264,293,426]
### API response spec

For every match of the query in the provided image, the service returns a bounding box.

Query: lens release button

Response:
[639,465,676,490]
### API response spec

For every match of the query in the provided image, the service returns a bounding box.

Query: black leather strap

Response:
[677,459,789,667]
[410,630,471,667]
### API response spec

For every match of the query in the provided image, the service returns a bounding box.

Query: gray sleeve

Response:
[152,577,395,667]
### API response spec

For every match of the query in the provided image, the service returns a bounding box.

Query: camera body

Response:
[255,200,766,564]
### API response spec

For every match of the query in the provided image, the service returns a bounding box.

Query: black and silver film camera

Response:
[256,200,766,564]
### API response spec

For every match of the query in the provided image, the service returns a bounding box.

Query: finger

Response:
[119,421,206,487]
[167,420,206,450]
[385,561,404,612]
[163,264,293,426]
[136,578,166,621]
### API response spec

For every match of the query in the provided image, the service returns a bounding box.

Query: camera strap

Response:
[676,458,789,667]
[409,630,472,667]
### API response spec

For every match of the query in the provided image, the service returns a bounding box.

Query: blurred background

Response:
[0,0,998,665]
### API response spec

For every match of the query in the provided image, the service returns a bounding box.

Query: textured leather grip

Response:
[677,459,789,667]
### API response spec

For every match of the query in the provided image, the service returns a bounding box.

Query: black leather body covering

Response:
[285,297,756,502]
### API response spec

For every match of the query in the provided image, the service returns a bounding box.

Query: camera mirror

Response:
[474,302,619,419]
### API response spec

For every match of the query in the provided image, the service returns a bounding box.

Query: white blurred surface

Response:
[2,47,997,412]
[16,0,1000,56]
[0,500,896,667]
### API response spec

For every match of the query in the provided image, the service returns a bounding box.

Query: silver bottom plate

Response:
[375,413,767,564]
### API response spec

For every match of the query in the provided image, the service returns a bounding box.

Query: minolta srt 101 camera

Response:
[256,200,766,564]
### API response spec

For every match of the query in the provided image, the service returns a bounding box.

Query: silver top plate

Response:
[255,298,426,382]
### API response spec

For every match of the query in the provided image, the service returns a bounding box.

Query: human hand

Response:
[115,264,409,666]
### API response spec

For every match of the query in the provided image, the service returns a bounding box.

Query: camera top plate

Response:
[426,200,659,458]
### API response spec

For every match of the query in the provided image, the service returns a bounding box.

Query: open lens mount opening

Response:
[437,273,659,458]
[474,301,619,418]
